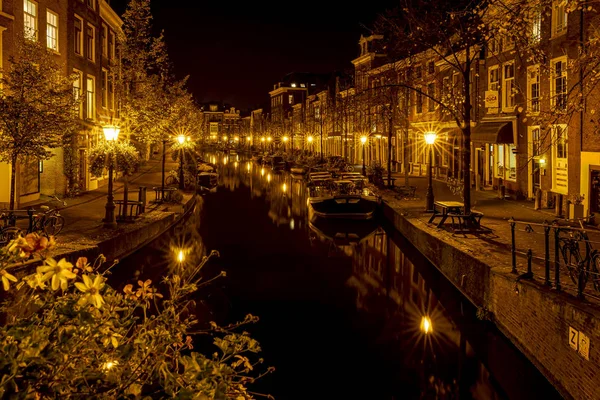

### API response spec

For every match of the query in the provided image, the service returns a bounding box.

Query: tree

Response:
[0,37,78,210]
[373,0,490,214]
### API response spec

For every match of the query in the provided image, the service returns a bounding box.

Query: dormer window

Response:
[291,83,297,88]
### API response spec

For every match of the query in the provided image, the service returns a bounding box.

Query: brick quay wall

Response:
[382,201,600,400]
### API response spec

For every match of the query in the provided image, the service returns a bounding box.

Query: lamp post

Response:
[375,134,382,164]
[283,136,289,153]
[177,134,188,190]
[246,135,251,151]
[307,136,314,155]
[261,137,265,152]
[361,136,367,176]
[267,136,272,152]
[103,125,120,229]
[424,131,437,212]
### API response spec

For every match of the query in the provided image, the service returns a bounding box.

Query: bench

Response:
[447,211,484,232]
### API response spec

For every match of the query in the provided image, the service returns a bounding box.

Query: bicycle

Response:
[29,195,66,236]
[0,213,22,245]
[558,218,600,292]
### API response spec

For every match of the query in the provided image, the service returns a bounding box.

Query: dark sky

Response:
[111,0,399,112]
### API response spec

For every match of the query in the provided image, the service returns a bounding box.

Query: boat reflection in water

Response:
[309,217,381,257]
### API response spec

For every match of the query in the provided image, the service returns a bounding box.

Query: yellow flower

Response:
[75,274,105,308]
[37,257,76,291]
[0,269,18,290]
[24,272,47,290]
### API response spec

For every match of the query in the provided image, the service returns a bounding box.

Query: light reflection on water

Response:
[116,151,561,400]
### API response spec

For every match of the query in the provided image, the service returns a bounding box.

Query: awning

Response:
[471,121,513,144]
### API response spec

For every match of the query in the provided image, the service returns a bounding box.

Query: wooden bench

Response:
[447,211,484,232]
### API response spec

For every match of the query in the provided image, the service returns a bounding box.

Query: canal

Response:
[116,152,563,400]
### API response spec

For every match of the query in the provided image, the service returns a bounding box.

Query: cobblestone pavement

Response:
[378,173,600,305]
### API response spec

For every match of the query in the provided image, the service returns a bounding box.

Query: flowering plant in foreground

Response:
[0,233,272,399]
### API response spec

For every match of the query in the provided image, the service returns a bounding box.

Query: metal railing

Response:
[508,217,600,300]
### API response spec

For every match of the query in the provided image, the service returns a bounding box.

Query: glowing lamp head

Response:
[223,135,228,141]
[360,136,367,144]
[234,136,239,141]
[103,126,120,142]
[177,249,185,263]
[283,136,289,142]
[539,158,546,165]
[267,137,272,142]
[424,132,437,145]
[261,137,266,142]
[307,136,314,143]
[420,316,433,334]
[375,134,382,139]
[246,136,251,142]
[177,135,186,144]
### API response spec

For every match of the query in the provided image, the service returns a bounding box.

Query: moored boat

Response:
[308,179,380,220]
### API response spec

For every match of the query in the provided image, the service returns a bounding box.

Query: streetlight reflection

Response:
[420,316,433,334]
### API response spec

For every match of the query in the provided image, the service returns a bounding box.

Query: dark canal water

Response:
[116,152,563,400]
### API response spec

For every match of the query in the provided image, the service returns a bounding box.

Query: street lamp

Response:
[267,136,272,152]
[261,136,265,152]
[361,136,367,176]
[103,125,120,229]
[307,135,314,155]
[283,136,289,153]
[177,134,188,190]
[424,131,437,212]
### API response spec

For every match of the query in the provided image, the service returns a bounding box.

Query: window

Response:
[532,7,542,43]
[46,10,58,51]
[496,144,516,180]
[552,0,567,37]
[442,76,450,101]
[86,76,95,120]
[74,16,83,55]
[415,65,422,79]
[101,68,107,108]
[502,63,515,110]
[427,61,435,75]
[551,57,567,111]
[109,72,114,110]
[554,125,567,159]
[532,126,541,157]
[86,0,95,10]
[86,24,95,62]
[288,94,293,105]
[24,0,37,40]
[503,35,515,51]
[102,24,108,57]
[487,38,499,56]
[73,70,83,119]
[489,67,499,91]
[427,83,435,112]
[108,31,114,60]
[528,65,540,113]
[416,90,423,114]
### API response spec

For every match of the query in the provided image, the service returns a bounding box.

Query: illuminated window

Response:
[24,0,37,40]
[532,7,542,43]
[554,125,567,159]
[289,94,293,105]
[86,76,95,120]
[46,10,58,51]
[74,16,83,55]
[86,24,95,62]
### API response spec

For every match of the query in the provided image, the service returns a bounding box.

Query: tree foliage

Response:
[88,141,141,178]
[0,37,78,209]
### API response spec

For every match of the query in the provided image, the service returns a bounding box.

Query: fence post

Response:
[554,225,561,292]
[544,223,551,287]
[510,217,517,273]
[138,186,147,213]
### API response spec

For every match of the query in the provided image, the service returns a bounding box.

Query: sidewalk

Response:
[15,154,192,264]
[379,173,600,302]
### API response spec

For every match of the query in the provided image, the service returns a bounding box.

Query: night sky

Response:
[111,0,400,112]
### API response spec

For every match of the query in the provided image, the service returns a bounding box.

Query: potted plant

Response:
[569,194,585,221]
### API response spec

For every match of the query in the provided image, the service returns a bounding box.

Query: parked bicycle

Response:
[0,213,21,245]
[28,195,66,236]
[559,217,600,292]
